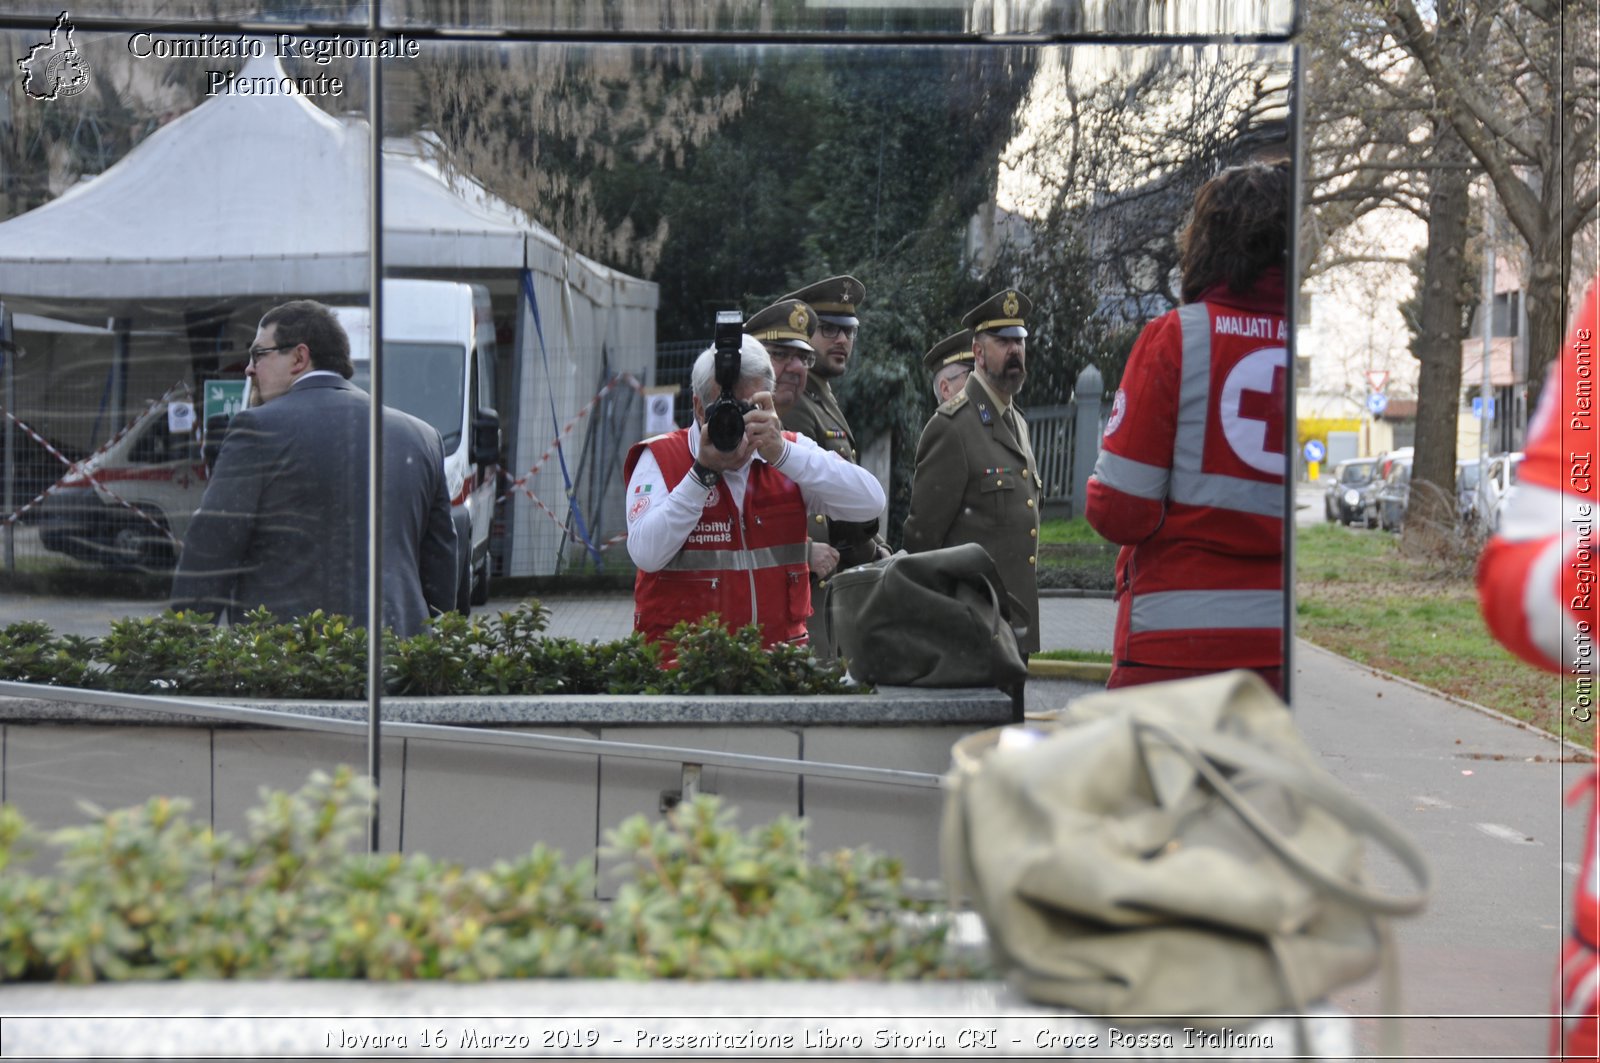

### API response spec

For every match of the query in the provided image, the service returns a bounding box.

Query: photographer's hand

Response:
[696,428,755,473]
[745,392,788,466]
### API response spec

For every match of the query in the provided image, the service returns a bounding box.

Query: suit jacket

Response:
[784,372,886,570]
[170,375,457,637]
[902,372,1042,652]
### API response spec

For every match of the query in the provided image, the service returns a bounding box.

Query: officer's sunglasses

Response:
[818,322,857,340]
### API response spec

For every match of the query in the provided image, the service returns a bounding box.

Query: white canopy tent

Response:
[0,55,658,576]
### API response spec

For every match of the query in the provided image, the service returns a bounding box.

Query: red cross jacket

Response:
[1085,269,1287,681]
[1475,278,1598,1061]
[623,429,811,654]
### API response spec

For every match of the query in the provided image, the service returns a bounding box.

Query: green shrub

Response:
[0,768,980,984]
[1,603,856,698]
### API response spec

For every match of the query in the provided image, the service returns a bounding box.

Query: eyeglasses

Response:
[767,347,817,369]
[818,323,857,340]
[247,343,297,364]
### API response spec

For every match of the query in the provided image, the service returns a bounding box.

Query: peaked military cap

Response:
[745,299,818,351]
[962,289,1032,339]
[782,275,865,327]
[922,329,974,373]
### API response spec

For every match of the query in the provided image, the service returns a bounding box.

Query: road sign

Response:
[1367,370,1390,392]
[202,379,246,424]
[1367,392,1389,415]
[1303,439,1326,463]
[1471,395,1496,419]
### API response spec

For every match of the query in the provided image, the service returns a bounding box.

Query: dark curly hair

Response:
[258,299,354,379]
[1178,159,1290,305]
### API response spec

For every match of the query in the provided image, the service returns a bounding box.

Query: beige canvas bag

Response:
[942,669,1431,1024]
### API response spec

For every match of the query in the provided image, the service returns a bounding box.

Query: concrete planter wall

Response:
[0,684,1103,883]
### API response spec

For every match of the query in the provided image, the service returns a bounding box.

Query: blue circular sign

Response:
[1367,392,1389,415]
[1303,439,1326,463]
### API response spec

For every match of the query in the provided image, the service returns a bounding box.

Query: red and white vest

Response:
[1085,272,1287,672]
[623,429,811,654]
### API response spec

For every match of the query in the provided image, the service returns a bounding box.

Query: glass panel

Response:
[4,3,367,25]
[0,25,382,843]
[381,0,1295,39]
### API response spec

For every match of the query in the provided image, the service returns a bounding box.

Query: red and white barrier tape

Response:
[495,373,649,550]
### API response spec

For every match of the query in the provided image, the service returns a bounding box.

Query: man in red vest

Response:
[1085,160,1290,694]
[1477,276,1599,1062]
[624,333,886,656]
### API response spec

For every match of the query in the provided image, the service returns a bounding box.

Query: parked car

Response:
[1376,455,1414,531]
[1323,457,1379,525]
[1482,451,1525,532]
[1360,447,1412,528]
[1456,457,1483,527]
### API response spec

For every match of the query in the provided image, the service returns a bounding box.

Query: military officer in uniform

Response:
[744,298,820,421]
[777,275,890,576]
[903,289,1042,654]
[923,328,973,403]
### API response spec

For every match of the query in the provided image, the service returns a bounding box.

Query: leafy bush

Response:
[0,769,980,983]
[0,604,857,698]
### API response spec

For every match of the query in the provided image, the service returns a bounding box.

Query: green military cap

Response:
[962,289,1032,338]
[922,329,974,373]
[745,299,818,351]
[782,275,865,327]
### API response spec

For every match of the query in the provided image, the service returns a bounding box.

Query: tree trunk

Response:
[1400,125,1474,557]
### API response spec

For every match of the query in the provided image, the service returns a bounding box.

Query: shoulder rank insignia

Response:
[937,391,969,416]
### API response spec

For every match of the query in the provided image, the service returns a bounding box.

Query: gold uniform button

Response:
[1025,499,1034,509]
[1029,528,1037,538]
[1028,555,1036,565]
[814,514,826,525]
[995,479,1003,486]
[1021,468,1028,477]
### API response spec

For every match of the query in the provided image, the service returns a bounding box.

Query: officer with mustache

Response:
[903,289,1042,654]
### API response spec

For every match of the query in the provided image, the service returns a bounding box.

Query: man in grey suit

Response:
[171,300,457,636]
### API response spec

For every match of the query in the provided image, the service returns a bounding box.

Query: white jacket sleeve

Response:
[774,432,886,522]
[624,447,714,573]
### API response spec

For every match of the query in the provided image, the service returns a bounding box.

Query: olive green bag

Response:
[942,670,1431,1023]
[822,543,1027,687]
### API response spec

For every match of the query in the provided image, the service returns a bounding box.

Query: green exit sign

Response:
[202,379,246,424]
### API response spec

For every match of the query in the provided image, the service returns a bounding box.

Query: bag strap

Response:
[1134,718,1432,916]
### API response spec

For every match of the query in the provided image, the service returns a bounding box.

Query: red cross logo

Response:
[1237,363,1286,456]
[1219,347,1289,475]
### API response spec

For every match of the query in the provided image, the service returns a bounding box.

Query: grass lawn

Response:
[1295,522,1587,749]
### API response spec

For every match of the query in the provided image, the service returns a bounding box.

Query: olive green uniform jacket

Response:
[902,372,1042,653]
[785,372,887,571]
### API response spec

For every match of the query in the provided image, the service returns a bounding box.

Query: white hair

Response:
[691,334,776,406]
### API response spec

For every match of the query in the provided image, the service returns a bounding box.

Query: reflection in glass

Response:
[0,4,1298,867]
[381,0,1294,40]
[0,25,376,841]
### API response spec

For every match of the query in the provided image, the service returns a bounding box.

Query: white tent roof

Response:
[0,55,644,304]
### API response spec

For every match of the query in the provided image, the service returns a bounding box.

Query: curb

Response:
[1296,639,1595,762]
[1028,659,1112,682]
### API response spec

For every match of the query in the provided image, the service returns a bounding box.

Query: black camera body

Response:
[704,310,752,452]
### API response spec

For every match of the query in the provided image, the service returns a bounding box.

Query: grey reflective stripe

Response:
[1171,470,1285,518]
[664,543,810,572]
[1173,303,1213,480]
[1093,449,1169,500]
[1129,589,1282,632]
[1168,302,1282,518]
